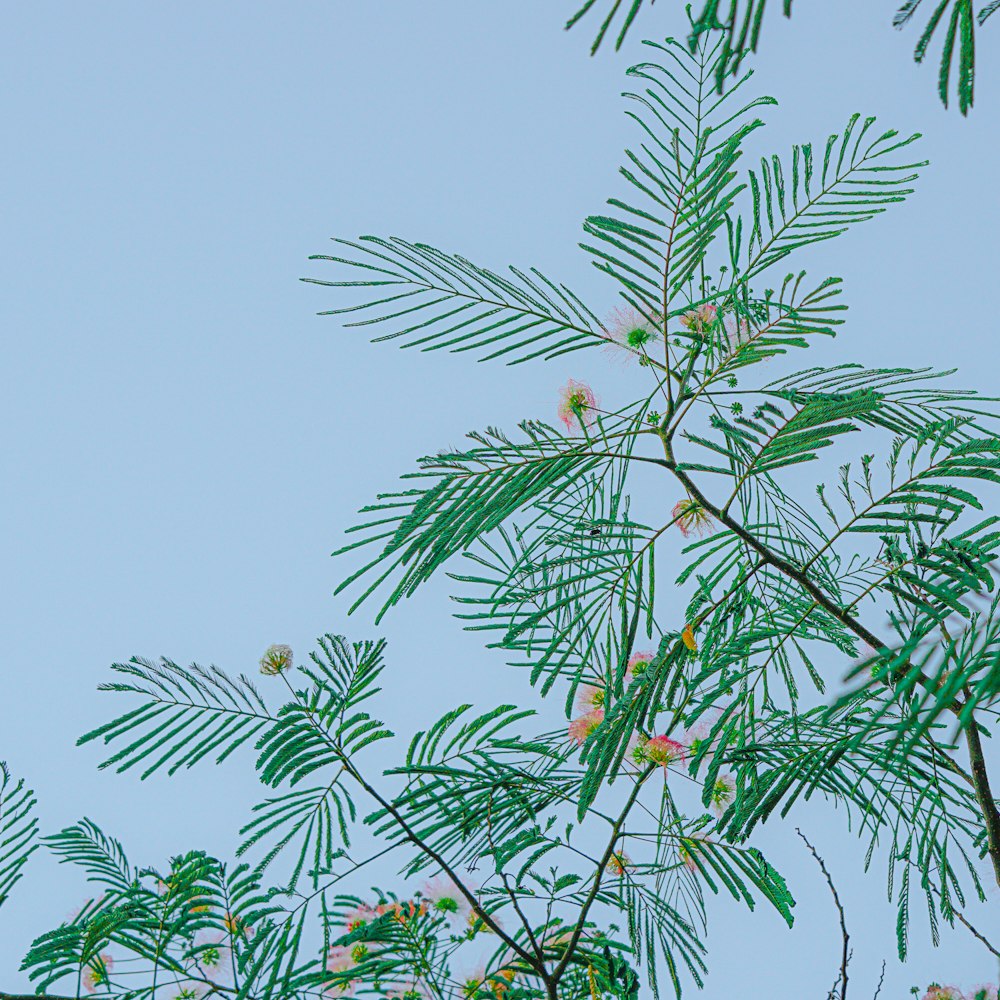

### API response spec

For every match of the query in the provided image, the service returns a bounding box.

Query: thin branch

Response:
[662,446,1000,885]
[551,766,654,984]
[872,961,886,1000]
[278,675,542,974]
[797,828,849,1000]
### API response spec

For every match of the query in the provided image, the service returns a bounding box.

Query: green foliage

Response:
[303,237,607,365]
[566,1,997,115]
[310,27,1000,982]
[0,762,38,911]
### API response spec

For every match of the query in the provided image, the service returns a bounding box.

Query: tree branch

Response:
[797,829,849,1000]
[663,448,1000,885]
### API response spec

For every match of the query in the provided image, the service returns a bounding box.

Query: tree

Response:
[567,1,999,115]
[2,25,998,1000]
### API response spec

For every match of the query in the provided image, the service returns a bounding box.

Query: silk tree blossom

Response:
[680,303,717,334]
[724,312,752,352]
[259,643,293,676]
[967,986,999,1000]
[568,707,604,745]
[164,984,205,999]
[672,498,714,538]
[82,952,114,993]
[192,929,231,983]
[376,899,427,925]
[709,773,736,816]
[633,734,686,767]
[686,707,723,755]
[603,305,660,356]
[574,682,606,712]
[325,945,358,998]
[343,902,377,932]
[420,875,472,923]
[557,379,598,431]
[627,650,655,678]
[921,987,965,1000]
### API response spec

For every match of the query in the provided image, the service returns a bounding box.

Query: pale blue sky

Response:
[2,1,999,995]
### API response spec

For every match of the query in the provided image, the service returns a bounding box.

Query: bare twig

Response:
[797,828,850,1000]
[872,961,886,1000]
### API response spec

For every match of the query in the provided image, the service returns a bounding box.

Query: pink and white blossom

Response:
[709,773,736,817]
[568,707,604,745]
[82,953,114,993]
[603,305,660,357]
[574,683,606,712]
[672,499,714,539]
[557,379,598,432]
[680,303,717,334]
[324,945,357,997]
[420,875,472,922]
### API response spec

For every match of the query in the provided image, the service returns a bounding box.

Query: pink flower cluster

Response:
[557,379,598,431]
[603,305,661,356]
[923,987,998,1000]
[672,498,714,539]
[567,656,653,746]
[327,881,482,997]
[82,953,113,993]
[680,303,717,333]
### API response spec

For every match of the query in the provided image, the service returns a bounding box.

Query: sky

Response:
[2,0,999,995]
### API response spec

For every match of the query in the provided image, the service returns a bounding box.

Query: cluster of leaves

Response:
[566,0,1000,114]
[307,24,1000,987]
[7,629,794,999]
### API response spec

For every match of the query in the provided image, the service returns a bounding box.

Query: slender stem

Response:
[965,709,1000,886]
[797,829,849,1000]
[278,677,541,973]
[551,767,653,984]
[0,995,76,1000]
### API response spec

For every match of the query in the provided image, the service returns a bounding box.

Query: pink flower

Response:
[921,988,965,1000]
[557,379,598,432]
[672,498,714,538]
[680,303,717,334]
[634,734,686,767]
[82,952,114,993]
[568,707,604,745]
[574,683,606,712]
[192,930,231,983]
[685,708,723,753]
[163,984,205,999]
[420,876,472,923]
[724,313,751,352]
[325,945,357,998]
[709,774,736,817]
[603,305,660,356]
[627,651,655,679]
[967,987,999,1000]
[343,902,377,932]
